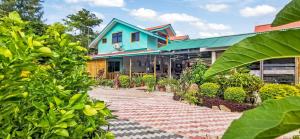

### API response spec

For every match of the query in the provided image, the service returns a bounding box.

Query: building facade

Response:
[88,18,300,84]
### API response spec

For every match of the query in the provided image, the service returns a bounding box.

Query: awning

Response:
[92,50,160,59]
[159,33,255,51]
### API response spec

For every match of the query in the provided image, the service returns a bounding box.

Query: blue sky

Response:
[43,0,289,38]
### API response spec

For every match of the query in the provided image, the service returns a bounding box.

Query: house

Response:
[88,18,300,84]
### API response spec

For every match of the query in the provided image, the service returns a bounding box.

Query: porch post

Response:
[295,57,300,84]
[129,57,132,79]
[154,55,157,77]
[169,56,172,79]
[260,60,264,80]
[211,51,217,64]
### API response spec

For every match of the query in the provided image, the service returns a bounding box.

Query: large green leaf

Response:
[272,0,300,27]
[222,96,300,139]
[204,29,300,78]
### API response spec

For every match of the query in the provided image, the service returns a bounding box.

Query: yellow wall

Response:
[87,59,107,78]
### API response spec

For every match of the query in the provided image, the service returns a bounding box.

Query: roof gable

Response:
[146,24,176,37]
[89,18,165,48]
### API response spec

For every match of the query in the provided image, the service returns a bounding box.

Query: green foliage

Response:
[259,84,300,101]
[226,73,263,94]
[97,79,114,88]
[131,76,143,87]
[204,29,300,78]
[63,8,102,48]
[224,87,246,103]
[222,96,300,139]
[190,61,208,85]
[183,90,199,105]
[272,0,300,26]
[0,12,112,138]
[178,68,193,92]
[207,1,300,138]
[119,75,130,88]
[200,83,220,98]
[0,0,44,21]
[142,75,156,92]
[158,78,169,87]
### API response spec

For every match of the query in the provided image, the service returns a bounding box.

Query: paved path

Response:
[89,87,241,139]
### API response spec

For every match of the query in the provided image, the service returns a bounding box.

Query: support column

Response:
[154,55,157,78]
[260,60,264,80]
[211,51,217,64]
[129,57,132,79]
[169,56,172,79]
[295,57,300,84]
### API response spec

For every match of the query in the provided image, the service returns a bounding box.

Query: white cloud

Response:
[240,5,276,17]
[191,21,231,31]
[158,13,199,23]
[65,0,125,7]
[130,8,157,19]
[203,4,229,12]
[127,8,233,39]
[93,12,105,19]
[198,31,234,38]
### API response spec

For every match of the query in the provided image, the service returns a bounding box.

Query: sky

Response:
[43,0,290,39]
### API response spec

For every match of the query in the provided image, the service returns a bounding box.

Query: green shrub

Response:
[259,84,300,101]
[183,90,199,104]
[119,75,130,88]
[0,12,112,138]
[158,78,168,87]
[200,83,220,98]
[132,76,143,87]
[226,73,263,93]
[142,74,156,92]
[190,61,208,85]
[98,79,114,88]
[224,87,246,103]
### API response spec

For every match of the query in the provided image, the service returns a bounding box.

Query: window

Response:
[108,61,120,72]
[102,38,107,44]
[112,32,122,44]
[131,32,140,42]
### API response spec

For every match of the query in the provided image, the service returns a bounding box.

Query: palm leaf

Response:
[272,0,300,27]
[222,96,300,139]
[204,29,300,78]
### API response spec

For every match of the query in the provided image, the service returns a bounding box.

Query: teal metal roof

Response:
[159,33,256,51]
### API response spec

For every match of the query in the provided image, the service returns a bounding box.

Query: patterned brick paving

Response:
[89,87,241,139]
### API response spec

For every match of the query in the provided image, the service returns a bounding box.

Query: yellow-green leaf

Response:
[272,0,300,27]
[38,47,52,57]
[54,129,69,137]
[83,105,97,116]
[28,37,33,48]
[94,102,105,110]
[0,47,12,59]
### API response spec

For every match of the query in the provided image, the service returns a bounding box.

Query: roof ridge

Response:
[172,32,256,43]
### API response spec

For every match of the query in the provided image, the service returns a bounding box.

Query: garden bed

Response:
[201,97,255,112]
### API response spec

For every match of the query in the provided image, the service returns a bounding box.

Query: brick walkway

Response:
[89,87,241,139]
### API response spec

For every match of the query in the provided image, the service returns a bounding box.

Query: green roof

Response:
[159,33,256,51]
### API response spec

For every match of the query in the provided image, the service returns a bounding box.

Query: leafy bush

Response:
[158,78,169,87]
[226,73,263,94]
[190,61,208,85]
[259,84,300,101]
[224,87,246,103]
[142,74,156,92]
[98,79,114,88]
[0,12,113,138]
[183,90,199,104]
[119,75,130,88]
[132,76,143,87]
[200,83,220,98]
[202,97,255,112]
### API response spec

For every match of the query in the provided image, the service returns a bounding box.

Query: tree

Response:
[0,0,46,35]
[63,8,103,48]
[0,0,44,21]
[204,0,300,138]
